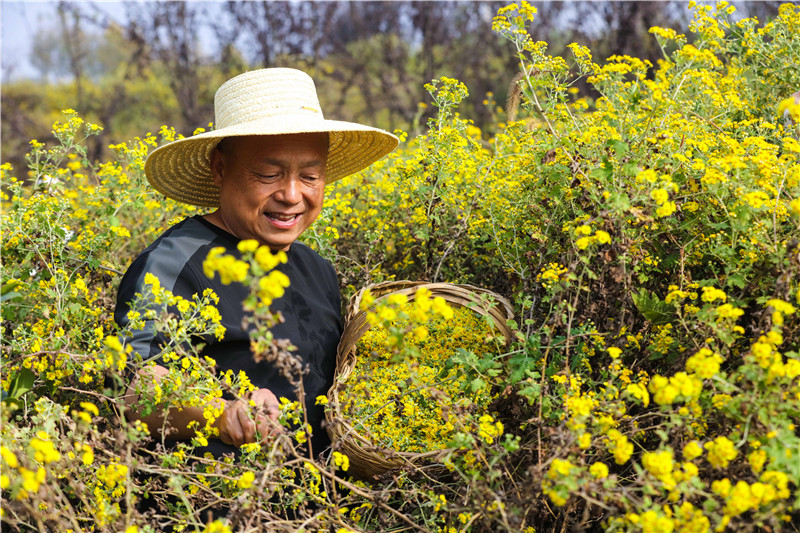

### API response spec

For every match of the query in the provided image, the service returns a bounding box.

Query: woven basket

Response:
[325,281,514,480]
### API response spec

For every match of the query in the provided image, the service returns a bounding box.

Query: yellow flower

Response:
[315,395,328,406]
[19,466,46,496]
[81,446,94,466]
[638,509,674,533]
[237,239,259,253]
[748,449,767,474]
[625,382,650,407]
[594,230,611,244]
[789,198,800,216]
[705,436,737,468]
[202,520,233,533]
[649,375,679,405]
[478,414,504,444]
[237,471,255,489]
[546,458,574,480]
[203,247,249,284]
[767,298,796,326]
[333,451,350,472]
[606,429,633,464]
[683,441,703,461]
[685,348,723,379]
[143,272,161,291]
[636,169,659,183]
[674,502,709,532]
[700,286,727,303]
[30,433,61,464]
[655,201,676,218]
[431,296,454,320]
[712,477,731,498]
[1,446,18,468]
[642,450,675,488]
[254,246,287,271]
[716,303,744,320]
[359,289,375,311]
[412,325,429,341]
[589,462,609,479]
[79,402,99,416]
[651,188,669,205]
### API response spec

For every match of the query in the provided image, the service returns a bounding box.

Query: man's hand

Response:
[214,388,281,447]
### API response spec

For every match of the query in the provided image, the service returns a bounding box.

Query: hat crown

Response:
[214,68,324,129]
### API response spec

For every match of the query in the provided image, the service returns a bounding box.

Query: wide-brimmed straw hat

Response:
[144,68,399,207]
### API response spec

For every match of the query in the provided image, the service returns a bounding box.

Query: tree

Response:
[123,1,216,131]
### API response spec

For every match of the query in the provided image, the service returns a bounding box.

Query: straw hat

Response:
[144,68,399,207]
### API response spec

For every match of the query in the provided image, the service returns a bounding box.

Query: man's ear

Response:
[210,147,225,187]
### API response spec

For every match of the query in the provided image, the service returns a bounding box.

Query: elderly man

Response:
[115,68,397,457]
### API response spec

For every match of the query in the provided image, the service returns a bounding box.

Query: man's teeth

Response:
[268,213,297,221]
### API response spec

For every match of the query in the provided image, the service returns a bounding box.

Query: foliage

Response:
[2,2,800,531]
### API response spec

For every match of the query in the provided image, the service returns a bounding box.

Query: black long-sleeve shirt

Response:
[115,215,342,456]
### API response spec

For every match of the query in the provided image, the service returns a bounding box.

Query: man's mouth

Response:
[265,212,300,227]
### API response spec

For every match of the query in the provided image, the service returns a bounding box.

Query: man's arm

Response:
[124,364,281,447]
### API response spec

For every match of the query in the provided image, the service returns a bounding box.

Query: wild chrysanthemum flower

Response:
[705,436,738,468]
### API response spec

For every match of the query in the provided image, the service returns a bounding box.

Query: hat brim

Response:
[144,115,399,207]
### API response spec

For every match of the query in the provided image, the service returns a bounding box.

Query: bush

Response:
[2,2,799,531]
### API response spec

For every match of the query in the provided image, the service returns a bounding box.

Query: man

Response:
[115,68,398,457]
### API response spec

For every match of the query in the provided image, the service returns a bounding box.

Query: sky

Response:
[1,1,238,82]
[2,2,53,80]
[1,1,128,81]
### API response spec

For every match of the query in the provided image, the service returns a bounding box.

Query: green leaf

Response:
[726,272,747,289]
[608,192,632,212]
[632,289,675,325]
[589,161,613,180]
[517,383,541,404]
[0,291,22,303]
[606,139,629,157]
[4,368,35,404]
[1,280,23,296]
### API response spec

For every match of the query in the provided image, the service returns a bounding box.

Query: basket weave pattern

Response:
[325,281,514,480]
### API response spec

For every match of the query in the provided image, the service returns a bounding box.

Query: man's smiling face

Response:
[209,133,328,251]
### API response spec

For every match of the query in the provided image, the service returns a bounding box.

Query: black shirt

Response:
[115,215,342,456]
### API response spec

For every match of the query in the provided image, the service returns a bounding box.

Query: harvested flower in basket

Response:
[328,282,513,478]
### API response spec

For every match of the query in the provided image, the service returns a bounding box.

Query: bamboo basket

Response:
[325,280,514,480]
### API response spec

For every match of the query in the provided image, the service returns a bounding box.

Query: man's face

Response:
[210,133,328,251]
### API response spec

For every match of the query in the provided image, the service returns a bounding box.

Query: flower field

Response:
[2,2,800,531]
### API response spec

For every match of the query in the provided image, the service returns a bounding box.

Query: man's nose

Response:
[276,175,302,204]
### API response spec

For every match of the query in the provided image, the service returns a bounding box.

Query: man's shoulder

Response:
[121,216,231,291]
[288,241,339,285]
[290,241,335,269]
[290,240,321,258]
[139,216,225,257]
